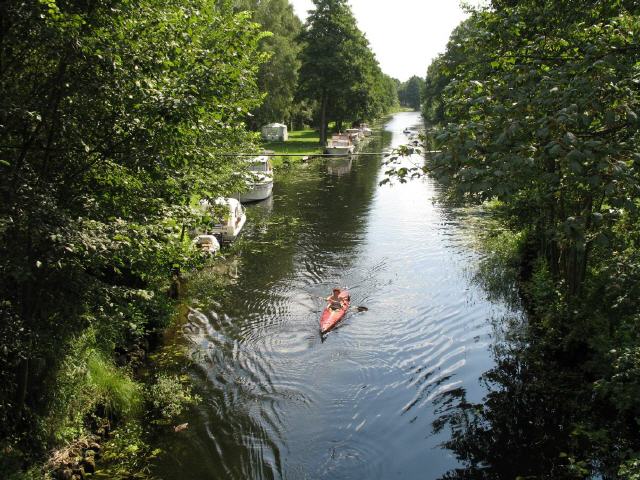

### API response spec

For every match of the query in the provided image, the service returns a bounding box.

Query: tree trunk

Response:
[15,358,29,417]
[320,92,328,146]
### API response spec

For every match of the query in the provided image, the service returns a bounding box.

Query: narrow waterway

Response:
[154,112,520,479]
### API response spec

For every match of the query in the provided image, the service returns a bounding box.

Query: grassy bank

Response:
[2,302,202,480]
[262,128,322,166]
[261,116,400,167]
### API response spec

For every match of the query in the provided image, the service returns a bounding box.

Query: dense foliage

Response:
[411,0,640,477]
[297,0,399,144]
[0,0,264,474]
[398,75,423,110]
[234,0,305,128]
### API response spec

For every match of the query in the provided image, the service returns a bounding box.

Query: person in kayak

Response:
[326,288,345,311]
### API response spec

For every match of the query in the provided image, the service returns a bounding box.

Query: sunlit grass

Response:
[263,128,322,165]
[87,353,142,419]
[44,331,144,444]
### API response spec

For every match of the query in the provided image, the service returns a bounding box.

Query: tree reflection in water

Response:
[432,313,604,480]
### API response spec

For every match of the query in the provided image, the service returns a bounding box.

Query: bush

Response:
[147,374,199,423]
[526,257,561,318]
[474,216,527,306]
[619,458,640,480]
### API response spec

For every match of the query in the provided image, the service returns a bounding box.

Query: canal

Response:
[153,111,521,479]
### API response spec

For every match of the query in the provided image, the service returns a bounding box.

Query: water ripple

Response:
[154,111,518,480]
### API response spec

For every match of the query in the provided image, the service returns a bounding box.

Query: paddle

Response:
[335,287,369,313]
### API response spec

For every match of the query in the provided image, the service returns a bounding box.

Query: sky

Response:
[289,0,470,82]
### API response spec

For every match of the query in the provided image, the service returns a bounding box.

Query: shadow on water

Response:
[431,311,606,480]
[154,112,542,479]
[152,124,392,479]
[430,230,618,480]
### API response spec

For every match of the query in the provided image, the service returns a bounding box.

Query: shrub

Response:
[619,458,640,480]
[147,374,199,423]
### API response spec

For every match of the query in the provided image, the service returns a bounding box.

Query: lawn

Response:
[262,129,322,165]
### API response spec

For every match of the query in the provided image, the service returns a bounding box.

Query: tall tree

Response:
[379,74,401,114]
[423,5,640,295]
[0,0,264,460]
[422,56,449,125]
[235,0,303,128]
[297,0,382,144]
[398,75,423,110]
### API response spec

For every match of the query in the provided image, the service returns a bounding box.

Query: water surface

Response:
[154,112,517,479]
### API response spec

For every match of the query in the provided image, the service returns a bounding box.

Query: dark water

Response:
[154,112,521,479]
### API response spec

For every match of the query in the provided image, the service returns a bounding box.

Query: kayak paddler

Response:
[326,288,344,311]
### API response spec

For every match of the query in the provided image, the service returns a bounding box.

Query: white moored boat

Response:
[238,155,274,203]
[345,128,363,146]
[200,197,247,242]
[325,134,355,156]
[194,235,220,255]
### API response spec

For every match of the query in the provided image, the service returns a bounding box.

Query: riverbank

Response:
[424,193,640,477]
[2,296,203,480]
[0,2,269,478]
[419,2,640,474]
[262,112,401,167]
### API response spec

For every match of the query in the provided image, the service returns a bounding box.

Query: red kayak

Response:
[320,289,350,334]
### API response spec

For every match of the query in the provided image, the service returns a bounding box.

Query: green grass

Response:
[262,129,322,165]
[42,331,144,445]
[87,353,142,419]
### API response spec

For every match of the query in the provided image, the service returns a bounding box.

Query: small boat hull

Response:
[194,235,220,255]
[222,213,246,241]
[324,146,354,156]
[320,290,350,334]
[238,180,273,202]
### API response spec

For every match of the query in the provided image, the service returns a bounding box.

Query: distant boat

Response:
[238,155,274,203]
[325,134,355,156]
[345,128,363,145]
